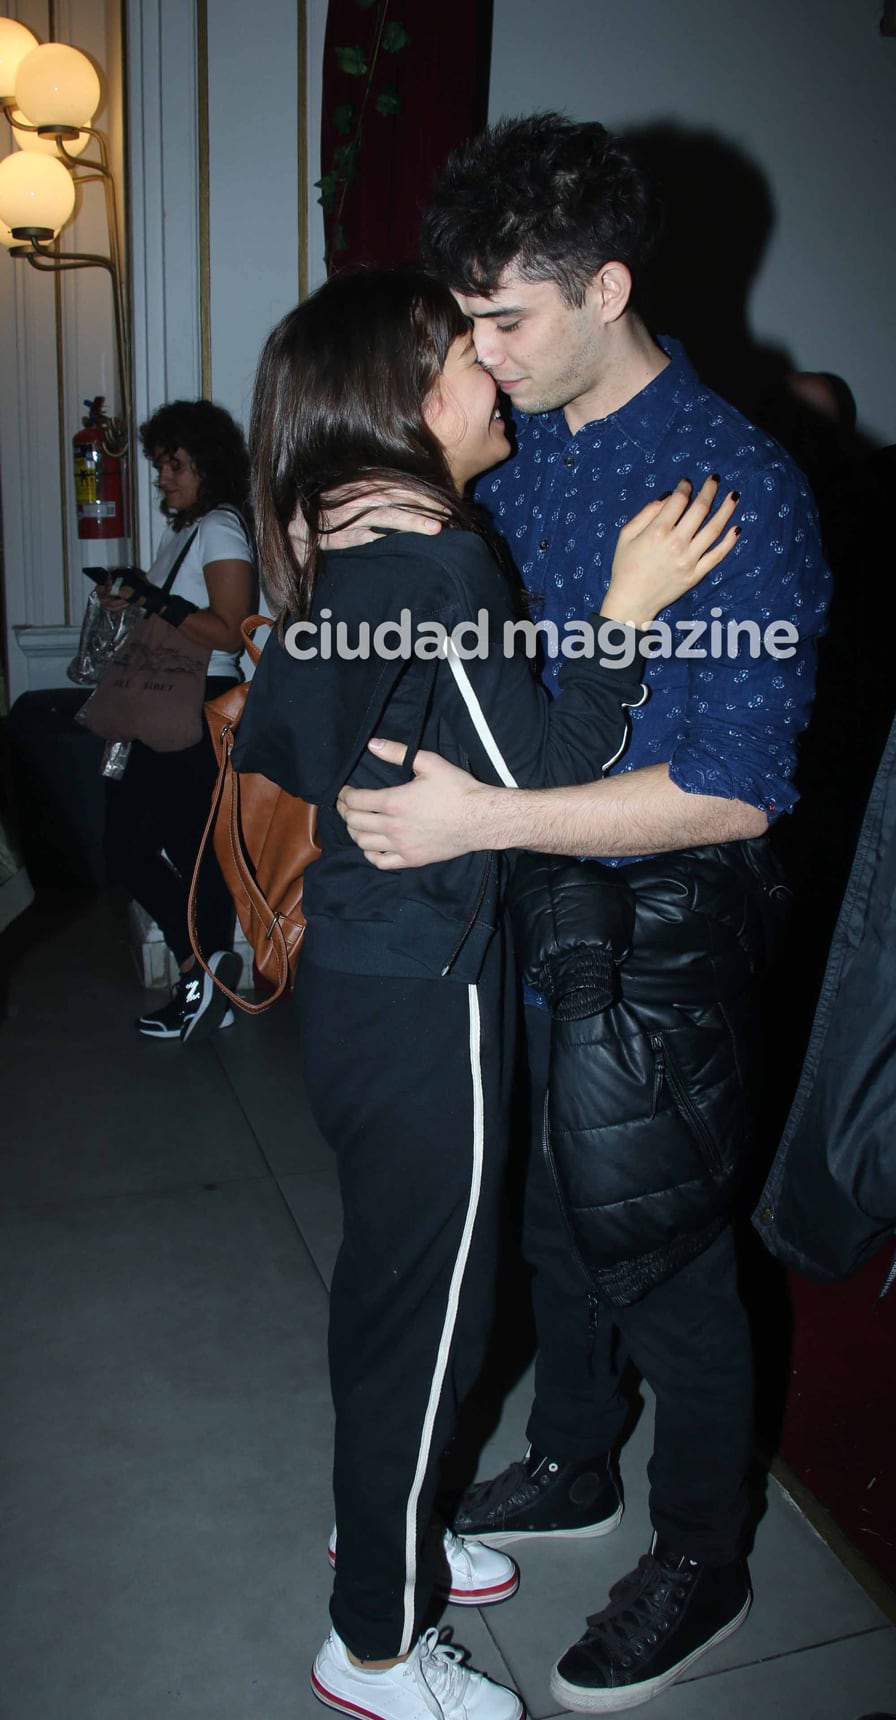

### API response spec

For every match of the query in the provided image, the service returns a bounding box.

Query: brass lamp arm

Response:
[14,235,131,443]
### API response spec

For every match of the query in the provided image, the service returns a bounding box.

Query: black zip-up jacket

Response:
[753,708,896,1287]
[234,530,647,982]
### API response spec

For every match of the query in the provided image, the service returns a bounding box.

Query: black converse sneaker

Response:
[136,951,241,1042]
[549,1538,752,1712]
[453,1446,622,1547]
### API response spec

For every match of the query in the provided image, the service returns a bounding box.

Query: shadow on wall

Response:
[622,121,792,420]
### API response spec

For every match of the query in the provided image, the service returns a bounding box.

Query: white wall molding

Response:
[1,2,67,701]
[55,0,129,595]
[1,0,129,704]
[1,0,339,704]
[126,0,202,570]
[1,217,65,628]
[13,623,81,692]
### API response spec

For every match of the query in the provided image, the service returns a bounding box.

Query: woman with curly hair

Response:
[102,399,256,1042]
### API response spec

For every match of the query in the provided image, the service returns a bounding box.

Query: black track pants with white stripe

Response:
[295,932,515,1661]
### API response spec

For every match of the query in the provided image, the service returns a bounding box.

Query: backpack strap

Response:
[159,526,199,595]
[187,615,299,1014]
[187,719,295,1014]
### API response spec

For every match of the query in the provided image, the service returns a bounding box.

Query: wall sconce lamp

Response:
[0,21,131,444]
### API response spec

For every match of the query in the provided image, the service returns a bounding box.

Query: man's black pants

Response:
[522,1004,754,1567]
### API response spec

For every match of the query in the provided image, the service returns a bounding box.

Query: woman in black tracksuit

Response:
[237,269,738,1720]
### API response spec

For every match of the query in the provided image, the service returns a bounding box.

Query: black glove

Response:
[140,584,199,628]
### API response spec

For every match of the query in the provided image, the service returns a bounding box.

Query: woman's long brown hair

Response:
[250,267,489,619]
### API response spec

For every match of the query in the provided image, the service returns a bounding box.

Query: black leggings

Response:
[103,676,237,967]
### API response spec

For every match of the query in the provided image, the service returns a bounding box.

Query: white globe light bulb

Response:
[1,214,21,250]
[11,108,91,158]
[0,151,77,237]
[15,42,101,129]
[0,18,39,104]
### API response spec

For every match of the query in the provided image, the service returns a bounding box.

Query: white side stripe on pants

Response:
[399,983,486,1653]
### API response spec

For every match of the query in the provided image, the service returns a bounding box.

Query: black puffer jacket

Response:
[510,838,790,1307]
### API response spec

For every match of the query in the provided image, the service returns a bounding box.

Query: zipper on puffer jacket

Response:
[649,1033,723,1176]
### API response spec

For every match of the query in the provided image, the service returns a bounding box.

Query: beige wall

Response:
[489,0,896,445]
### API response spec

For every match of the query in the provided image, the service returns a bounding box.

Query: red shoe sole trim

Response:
[311,1667,385,1720]
[445,1572,520,1604]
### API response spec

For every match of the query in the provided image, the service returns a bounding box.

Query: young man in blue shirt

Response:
[338,114,830,1712]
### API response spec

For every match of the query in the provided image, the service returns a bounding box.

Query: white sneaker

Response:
[311,1626,524,1719]
[327,1522,519,1606]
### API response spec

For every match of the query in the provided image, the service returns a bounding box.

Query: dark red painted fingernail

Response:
[730,489,741,501]
[734,525,742,535]
[709,472,721,482]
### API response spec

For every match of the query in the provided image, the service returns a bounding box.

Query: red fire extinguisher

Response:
[73,397,129,540]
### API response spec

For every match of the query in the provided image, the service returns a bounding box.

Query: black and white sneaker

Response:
[549,1539,752,1712]
[180,950,242,1043]
[453,1446,622,1547]
[136,951,241,1042]
[137,977,200,1038]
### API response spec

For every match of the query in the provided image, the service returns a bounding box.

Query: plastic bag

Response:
[100,739,132,780]
[67,587,142,686]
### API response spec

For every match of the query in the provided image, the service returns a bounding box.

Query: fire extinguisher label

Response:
[73,422,127,539]
[74,455,99,504]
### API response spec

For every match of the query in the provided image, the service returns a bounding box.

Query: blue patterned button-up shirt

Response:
[477,339,831,865]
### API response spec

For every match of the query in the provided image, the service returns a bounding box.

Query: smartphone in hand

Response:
[83,564,148,599]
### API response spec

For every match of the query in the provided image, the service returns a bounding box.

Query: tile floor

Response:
[2,892,895,1720]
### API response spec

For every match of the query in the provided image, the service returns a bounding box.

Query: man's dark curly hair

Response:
[138,398,251,528]
[421,112,661,308]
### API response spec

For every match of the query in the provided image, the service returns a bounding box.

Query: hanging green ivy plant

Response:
[315,0,411,270]
[381,20,409,52]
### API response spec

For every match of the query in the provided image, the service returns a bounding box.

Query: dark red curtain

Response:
[319,0,493,272]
